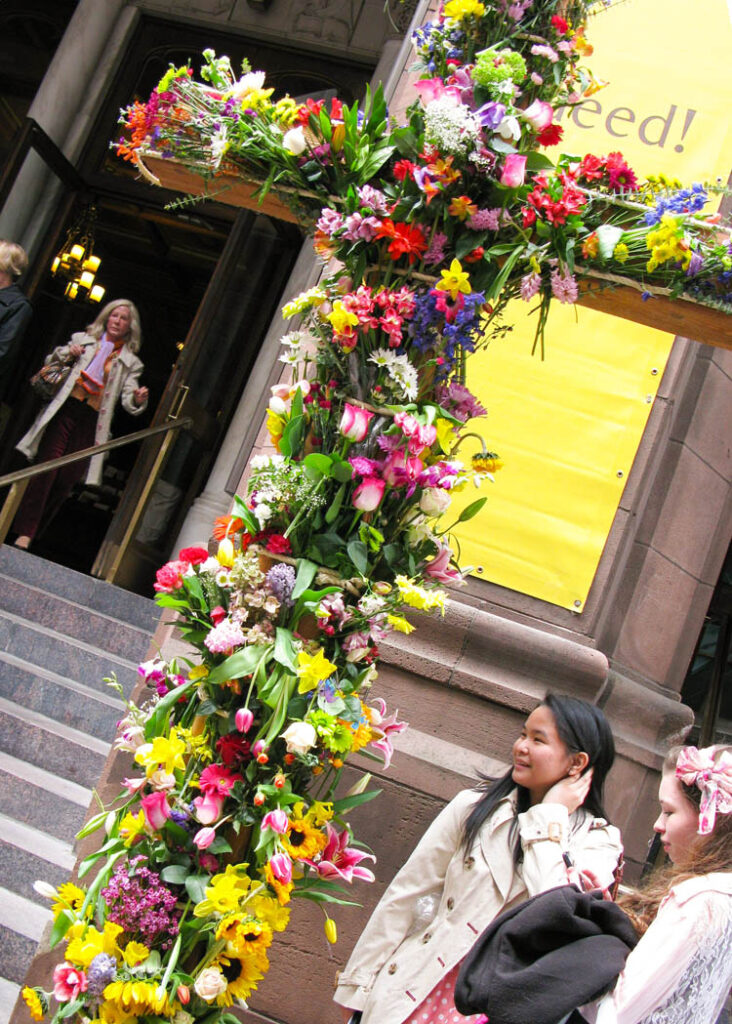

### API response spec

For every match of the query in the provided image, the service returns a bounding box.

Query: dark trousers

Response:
[13,398,97,540]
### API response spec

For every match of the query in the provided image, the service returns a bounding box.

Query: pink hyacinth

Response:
[303,822,376,883]
[204,617,247,654]
[520,272,542,301]
[550,267,579,304]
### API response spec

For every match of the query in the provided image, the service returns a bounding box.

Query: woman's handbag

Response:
[30,358,73,400]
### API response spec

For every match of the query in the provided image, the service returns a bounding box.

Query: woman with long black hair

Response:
[334,693,623,1024]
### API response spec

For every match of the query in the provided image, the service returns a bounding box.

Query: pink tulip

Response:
[500,154,527,188]
[193,791,226,825]
[522,99,553,130]
[141,791,171,831]
[251,739,267,758]
[261,809,289,834]
[269,852,293,884]
[193,826,217,849]
[235,707,254,733]
[339,402,374,442]
[352,476,386,511]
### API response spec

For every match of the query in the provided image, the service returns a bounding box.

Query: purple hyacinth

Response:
[265,563,296,607]
[87,954,117,999]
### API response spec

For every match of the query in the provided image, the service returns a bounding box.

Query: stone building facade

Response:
[1,2,730,1022]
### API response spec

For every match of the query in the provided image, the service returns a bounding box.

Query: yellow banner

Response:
[451,0,732,611]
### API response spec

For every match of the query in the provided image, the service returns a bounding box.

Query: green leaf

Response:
[293,890,361,906]
[278,414,305,459]
[232,495,260,535]
[208,836,232,854]
[57,999,84,1019]
[207,645,270,685]
[49,909,75,948]
[346,540,369,576]
[274,627,298,672]
[144,679,198,740]
[484,246,524,302]
[329,457,354,483]
[525,151,555,172]
[303,453,333,479]
[160,864,190,885]
[184,874,210,904]
[291,558,318,600]
[332,788,382,813]
[324,482,346,524]
[456,496,488,523]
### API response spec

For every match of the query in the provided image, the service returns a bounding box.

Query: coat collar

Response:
[479,794,519,900]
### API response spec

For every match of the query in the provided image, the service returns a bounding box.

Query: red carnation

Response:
[537,124,564,147]
[263,533,292,555]
[551,14,568,33]
[178,546,209,565]
[216,732,251,767]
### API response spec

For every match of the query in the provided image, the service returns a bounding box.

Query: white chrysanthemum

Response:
[424,97,480,155]
[387,355,419,400]
[209,126,228,171]
[254,502,273,526]
[228,70,266,100]
[369,347,393,368]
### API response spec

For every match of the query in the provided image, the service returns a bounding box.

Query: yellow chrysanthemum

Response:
[282,286,327,319]
[613,243,629,264]
[242,86,274,110]
[444,0,485,20]
[118,810,146,847]
[66,922,123,968]
[51,882,85,919]
[348,718,374,753]
[22,987,46,1021]
[216,913,273,958]
[122,941,150,967]
[274,96,299,127]
[193,864,252,918]
[472,452,503,474]
[103,980,176,1018]
[249,894,290,933]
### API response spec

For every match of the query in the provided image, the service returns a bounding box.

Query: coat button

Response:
[466,856,475,869]
[421,932,432,944]
[447,898,455,910]
[387,963,397,975]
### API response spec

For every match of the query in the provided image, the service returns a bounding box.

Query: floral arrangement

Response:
[23,3,731,1024]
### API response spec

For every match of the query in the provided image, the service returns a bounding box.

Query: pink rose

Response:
[500,154,527,188]
[53,963,88,1002]
[261,809,289,834]
[522,99,553,130]
[339,402,374,442]
[141,791,171,831]
[352,476,386,511]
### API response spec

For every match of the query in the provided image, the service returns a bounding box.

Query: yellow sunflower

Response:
[263,862,293,905]
[215,914,273,959]
[211,954,266,1006]
[280,814,328,861]
[102,980,176,1018]
[51,882,85,919]
[22,987,46,1021]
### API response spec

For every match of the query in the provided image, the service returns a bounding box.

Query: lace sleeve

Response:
[594,884,732,1024]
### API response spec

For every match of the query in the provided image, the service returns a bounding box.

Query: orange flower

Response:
[212,515,244,541]
[448,195,478,221]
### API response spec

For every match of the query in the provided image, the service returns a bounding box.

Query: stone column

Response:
[0,0,137,255]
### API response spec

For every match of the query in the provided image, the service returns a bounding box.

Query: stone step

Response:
[0,698,109,790]
[0,977,20,1024]
[0,653,125,742]
[0,827,73,905]
[0,544,159,633]
[0,764,89,843]
[0,888,49,989]
[0,612,139,698]
[0,576,154,663]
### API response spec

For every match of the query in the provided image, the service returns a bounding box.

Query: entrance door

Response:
[92,208,300,592]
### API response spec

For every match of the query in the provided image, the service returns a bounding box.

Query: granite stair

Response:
[0,545,158,1024]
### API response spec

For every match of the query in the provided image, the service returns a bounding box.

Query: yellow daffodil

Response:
[387,613,415,635]
[395,576,447,615]
[122,941,150,967]
[66,922,123,968]
[444,0,486,21]
[134,727,187,777]
[307,800,334,826]
[435,417,456,454]
[296,648,338,694]
[249,894,290,933]
[193,864,252,918]
[326,300,359,336]
[435,259,471,301]
[118,810,146,847]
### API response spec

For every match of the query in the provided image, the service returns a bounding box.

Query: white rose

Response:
[194,969,227,1002]
[281,721,318,755]
[419,487,451,516]
[283,126,307,155]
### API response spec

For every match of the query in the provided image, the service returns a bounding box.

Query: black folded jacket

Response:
[454,885,638,1024]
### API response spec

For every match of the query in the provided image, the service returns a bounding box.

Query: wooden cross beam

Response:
[141,153,732,352]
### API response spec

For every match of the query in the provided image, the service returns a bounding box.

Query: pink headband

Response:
[675,746,732,835]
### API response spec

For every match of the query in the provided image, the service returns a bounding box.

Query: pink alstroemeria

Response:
[53,963,88,1002]
[424,543,464,584]
[339,402,374,442]
[122,776,147,795]
[193,826,217,850]
[235,707,254,733]
[141,791,171,831]
[304,822,376,883]
[368,697,408,770]
[268,852,293,884]
[261,809,289,834]
[500,154,527,188]
[353,476,386,511]
[193,791,226,825]
[522,99,554,130]
[198,763,242,796]
[414,77,459,106]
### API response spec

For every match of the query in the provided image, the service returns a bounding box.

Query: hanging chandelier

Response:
[51,203,106,303]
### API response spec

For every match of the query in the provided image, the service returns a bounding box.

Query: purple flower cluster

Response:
[101,857,180,949]
[87,954,117,999]
[434,381,487,422]
[266,563,296,606]
[644,184,708,226]
[410,289,487,369]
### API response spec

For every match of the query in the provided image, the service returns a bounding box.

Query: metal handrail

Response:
[0,417,193,488]
[0,416,194,547]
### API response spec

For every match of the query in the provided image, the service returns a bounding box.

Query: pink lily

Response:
[413,77,460,106]
[368,698,408,770]
[303,823,376,883]
[424,543,464,583]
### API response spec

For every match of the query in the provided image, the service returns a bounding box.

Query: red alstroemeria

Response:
[551,14,569,33]
[295,97,324,127]
[393,159,416,181]
[576,153,606,182]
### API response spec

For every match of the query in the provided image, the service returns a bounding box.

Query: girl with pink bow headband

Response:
[674,745,732,836]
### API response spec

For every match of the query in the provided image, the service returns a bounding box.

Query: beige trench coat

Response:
[334,789,623,1024]
[18,331,147,486]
